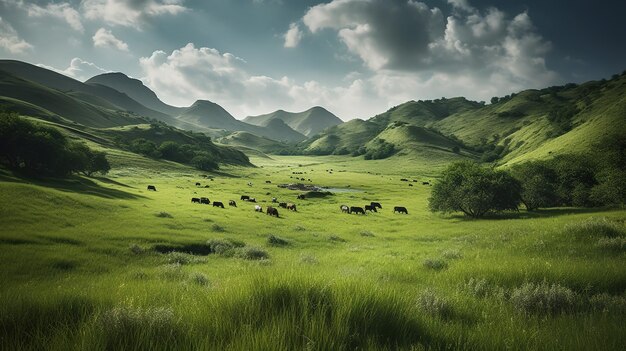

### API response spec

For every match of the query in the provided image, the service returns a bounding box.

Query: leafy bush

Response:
[429,161,521,217]
[461,277,494,298]
[235,246,269,260]
[190,272,210,286]
[416,289,453,318]
[510,282,577,314]
[267,234,289,247]
[207,239,245,255]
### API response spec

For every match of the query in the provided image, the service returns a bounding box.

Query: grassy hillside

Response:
[244,106,343,137]
[1,153,625,350]
[217,131,291,154]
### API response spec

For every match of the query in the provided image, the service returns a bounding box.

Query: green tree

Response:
[85,151,111,176]
[511,161,558,210]
[191,155,219,171]
[429,162,521,217]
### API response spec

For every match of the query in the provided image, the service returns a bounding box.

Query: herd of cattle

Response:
[146,176,411,218]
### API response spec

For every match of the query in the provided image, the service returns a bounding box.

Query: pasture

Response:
[1,153,625,350]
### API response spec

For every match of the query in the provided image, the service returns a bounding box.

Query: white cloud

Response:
[38,57,109,81]
[92,27,129,51]
[81,0,187,28]
[27,2,84,32]
[283,22,302,48]
[0,16,32,54]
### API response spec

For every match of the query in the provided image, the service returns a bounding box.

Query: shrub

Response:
[166,252,205,265]
[423,258,448,271]
[511,161,559,210]
[595,237,626,251]
[190,272,210,286]
[461,277,493,298]
[267,234,289,247]
[416,289,453,318]
[211,224,225,232]
[300,253,319,265]
[510,282,577,314]
[155,212,173,218]
[207,239,245,255]
[235,246,270,260]
[589,293,626,313]
[360,230,376,237]
[159,263,187,281]
[429,161,521,217]
[129,244,144,255]
[328,235,346,242]
[564,217,624,238]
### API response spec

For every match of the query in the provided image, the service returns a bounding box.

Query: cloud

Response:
[283,22,303,48]
[81,0,187,28]
[299,0,559,103]
[27,2,84,32]
[92,28,129,51]
[38,57,109,81]
[0,16,32,54]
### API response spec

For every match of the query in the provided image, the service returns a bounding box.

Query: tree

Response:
[490,97,500,104]
[191,155,219,171]
[85,151,111,176]
[429,161,521,217]
[511,161,558,210]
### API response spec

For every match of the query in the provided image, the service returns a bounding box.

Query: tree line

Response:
[0,113,110,177]
[429,141,625,217]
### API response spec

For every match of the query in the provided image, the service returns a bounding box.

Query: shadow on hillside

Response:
[445,207,616,221]
[0,169,145,200]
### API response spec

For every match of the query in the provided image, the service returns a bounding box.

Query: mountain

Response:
[86,72,184,117]
[244,106,343,137]
[217,131,291,154]
[301,72,626,165]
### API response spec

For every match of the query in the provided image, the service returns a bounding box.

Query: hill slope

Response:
[244,106,343,137]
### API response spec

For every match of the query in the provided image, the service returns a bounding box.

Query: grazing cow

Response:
[195,182,201,186]
[266,180,272,184]
[340,205,350,213]
[422,182,430,185]
[364,205,377,213]
[400,178,408,182]
[241,195,250,201]
[297,194,306,200]
[200,197,210,204]
[254,205,263,212]
[286,203,297,211]
[413,180,418,182]
[266,206,279,217]
[394,206,408,214]
[191,197,201,203]
[272,197,277,203]
[147,185,157,191]
[249,198,257,203]
[204,185,210,188]
[279,202,288,208]
[300,178,306,181]
[409,183,413,187]
[370,202,382,209]
[350,206,365,215]
[307,179,312,182]
[210,179,214,181]
[213,201,224,208]
[229,200,237,207]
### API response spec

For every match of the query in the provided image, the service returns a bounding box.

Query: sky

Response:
[1,0,625,120]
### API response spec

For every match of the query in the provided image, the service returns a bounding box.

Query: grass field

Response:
[1,152,625,350]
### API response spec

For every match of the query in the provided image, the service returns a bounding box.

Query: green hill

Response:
[243,106,343,137]
[217,131,291,154]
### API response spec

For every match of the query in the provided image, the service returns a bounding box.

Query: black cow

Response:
[286,203,297,211]
[297,194,306,200]
[147,185,157,191]
[394,206,408,214]
[272,197,277,203]
[364,205,377,213]
[213,201,224,208]
[340,205,350,213]
[241,195,250,201]
[422,182,430,185]
[265,180,272,184]
[400,178,408,182]
[204,185,210,188]
[229,200,237,207]
[195,182,201,186]
[200,197,210,204]
[370,202,382,209]
[350,206,365,215]
[279,202,288,208]
[409,183,413,187]
[191,197,201,203]
[248,198,257,203]
[266,206,279,217]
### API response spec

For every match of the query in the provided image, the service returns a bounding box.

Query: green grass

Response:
[1,153,625,350]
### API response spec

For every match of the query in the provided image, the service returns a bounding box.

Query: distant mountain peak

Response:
[243,106,343,137]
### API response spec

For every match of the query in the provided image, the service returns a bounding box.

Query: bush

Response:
[191,155,219,171]
[510,282,577,314]
[461,277,494,298]
[207,239,245,255]
[423,258,448,271]
[595,237,626,251]
[589,293,626,313]
[416,289,453,318]
[564,217,624,238]
[511,161,559,210]
[166,252,205,265]
[428,161,521,217]
[155,212,173,218]
[235,246,270,260]
[267,234,289,247]
[190,272,210,286]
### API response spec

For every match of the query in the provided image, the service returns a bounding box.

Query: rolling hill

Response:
[216,131,291,154]
[244,106,343,137]
[300,72,626,164]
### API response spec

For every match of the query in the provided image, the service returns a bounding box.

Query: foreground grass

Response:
[1,154,625,350]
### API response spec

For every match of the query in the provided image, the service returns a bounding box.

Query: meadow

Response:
[1,151,625,350]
